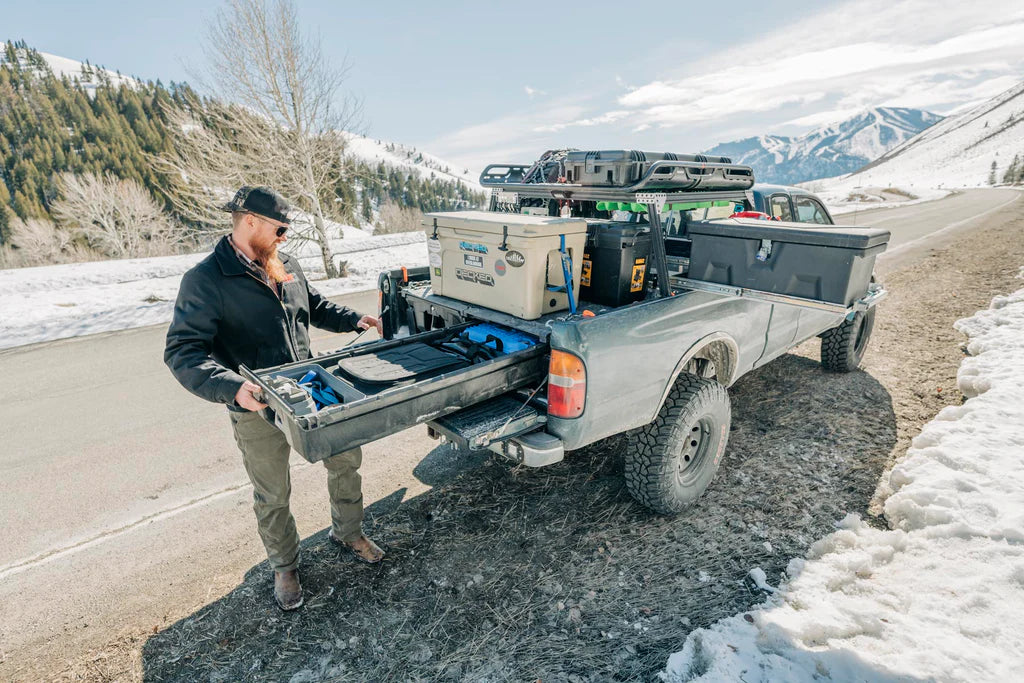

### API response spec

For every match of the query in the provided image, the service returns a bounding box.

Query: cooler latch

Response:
[756,239,773,262]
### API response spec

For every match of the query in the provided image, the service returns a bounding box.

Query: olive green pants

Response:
[229,410,364,573]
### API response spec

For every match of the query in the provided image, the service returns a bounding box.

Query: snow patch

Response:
[661,277,1024,682]
[0,229,429,350]
[343,133,483,192]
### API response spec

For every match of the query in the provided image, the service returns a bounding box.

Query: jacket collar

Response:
[213,235,293,277]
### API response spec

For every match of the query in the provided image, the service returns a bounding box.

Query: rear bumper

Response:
[488,430,565,468]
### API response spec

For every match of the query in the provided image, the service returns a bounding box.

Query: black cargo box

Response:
[686,219,890,306]
[581,222,652,306]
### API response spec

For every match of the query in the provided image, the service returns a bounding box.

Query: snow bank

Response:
[808,184,952,216]
[662,272,1024,682]
[0,231,428,350]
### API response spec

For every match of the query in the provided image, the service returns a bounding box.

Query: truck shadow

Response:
[142,353,897,682]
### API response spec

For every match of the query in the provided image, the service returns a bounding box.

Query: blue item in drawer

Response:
[463,323,538,354]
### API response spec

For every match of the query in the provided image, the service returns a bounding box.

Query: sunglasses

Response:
[248,213,288,237]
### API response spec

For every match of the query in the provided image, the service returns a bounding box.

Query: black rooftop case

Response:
[686,219,890,306]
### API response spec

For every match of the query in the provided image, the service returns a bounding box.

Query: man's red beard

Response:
[251,235,288,283]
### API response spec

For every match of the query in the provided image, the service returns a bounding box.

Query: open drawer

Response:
[240,325,548,462]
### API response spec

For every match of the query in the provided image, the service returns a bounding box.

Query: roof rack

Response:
[480,158,755,200]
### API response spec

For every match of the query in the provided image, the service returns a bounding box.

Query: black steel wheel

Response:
[624,374,731,514]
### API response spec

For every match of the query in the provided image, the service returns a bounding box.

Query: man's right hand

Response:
[235,380,268,411]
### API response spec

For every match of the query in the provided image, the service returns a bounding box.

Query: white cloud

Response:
[780,108,864,129]
[615,20,1024,127]
[534,110,631,133]
[425,102,590,170]
[524,86,545,98]
[429,0,1024,172]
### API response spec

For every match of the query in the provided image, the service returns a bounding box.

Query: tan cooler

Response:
[424,211,588,320]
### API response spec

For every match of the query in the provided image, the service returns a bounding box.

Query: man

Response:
[164,186,384,611]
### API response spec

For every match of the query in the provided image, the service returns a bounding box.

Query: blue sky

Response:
[6,0,1024,172]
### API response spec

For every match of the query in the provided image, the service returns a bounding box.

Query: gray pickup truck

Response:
[242,154,889,514]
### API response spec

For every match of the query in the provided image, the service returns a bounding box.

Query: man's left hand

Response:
[357,314,382,336]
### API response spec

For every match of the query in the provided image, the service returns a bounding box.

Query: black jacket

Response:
[164,236,363,408]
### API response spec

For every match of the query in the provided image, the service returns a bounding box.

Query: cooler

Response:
[424,211,588,320]
[580,222,652,306]
[686,219,890,306]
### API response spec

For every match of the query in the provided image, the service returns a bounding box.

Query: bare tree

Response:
[374,200,424,235]
[191,0,359,278]
[52,173,178,259]
[1,215,104,268]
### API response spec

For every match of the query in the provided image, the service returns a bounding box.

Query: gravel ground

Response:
[59,205,1024,682]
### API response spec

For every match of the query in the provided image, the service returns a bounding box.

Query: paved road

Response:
[0,187,1018,674]
[836,188,1020,270]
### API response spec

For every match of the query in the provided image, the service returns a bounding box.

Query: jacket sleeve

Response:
[164,268,246,405]
[307,280,363,333]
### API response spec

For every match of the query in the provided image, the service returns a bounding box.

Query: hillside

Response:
[0,41,139,94]
[344,133,483,193]
[806,81,1024,204]
[705,107,942,185]
[0,42,483,260]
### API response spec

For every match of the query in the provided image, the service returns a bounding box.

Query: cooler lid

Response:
[688,218,890,250]
[425,210,588,236]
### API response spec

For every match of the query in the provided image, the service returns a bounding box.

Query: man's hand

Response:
[235,380,268,412]
[357,314,383,336]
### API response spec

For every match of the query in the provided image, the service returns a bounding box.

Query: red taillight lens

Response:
[548,350,586,418]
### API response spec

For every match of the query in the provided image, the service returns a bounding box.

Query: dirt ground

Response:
[44,205,1024,682]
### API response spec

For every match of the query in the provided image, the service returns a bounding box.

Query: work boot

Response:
[274,569,303,611]
[329,530,385,564]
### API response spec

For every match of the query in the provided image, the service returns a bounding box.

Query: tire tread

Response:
[624,375,730,514]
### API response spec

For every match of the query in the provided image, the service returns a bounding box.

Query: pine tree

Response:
[988,160,997,185]
[1004,155,1019,184]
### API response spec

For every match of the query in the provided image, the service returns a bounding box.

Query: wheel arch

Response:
[649,332,739,423]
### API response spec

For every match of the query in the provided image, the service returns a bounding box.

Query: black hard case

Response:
[562,150,750,190]
[581,222,652,306]
[686,219,890,306]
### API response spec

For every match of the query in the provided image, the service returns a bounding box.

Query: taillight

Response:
[548,350,586,418]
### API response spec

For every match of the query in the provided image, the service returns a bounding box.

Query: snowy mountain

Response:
[0,42,139,95]
[343,133,483,193]
[705,107,943,185]
[806,81,1024,204]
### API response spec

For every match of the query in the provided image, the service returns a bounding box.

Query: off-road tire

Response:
[820,307,875,372]
[624,374,731,514]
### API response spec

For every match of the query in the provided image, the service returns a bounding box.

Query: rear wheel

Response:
[624,374,731,514]
[820,307,875,372]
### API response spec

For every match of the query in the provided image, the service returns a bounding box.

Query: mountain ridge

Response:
[806,80,1024,202]
[705,107,943,185]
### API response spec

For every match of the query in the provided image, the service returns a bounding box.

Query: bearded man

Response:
[164,186,384,611]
